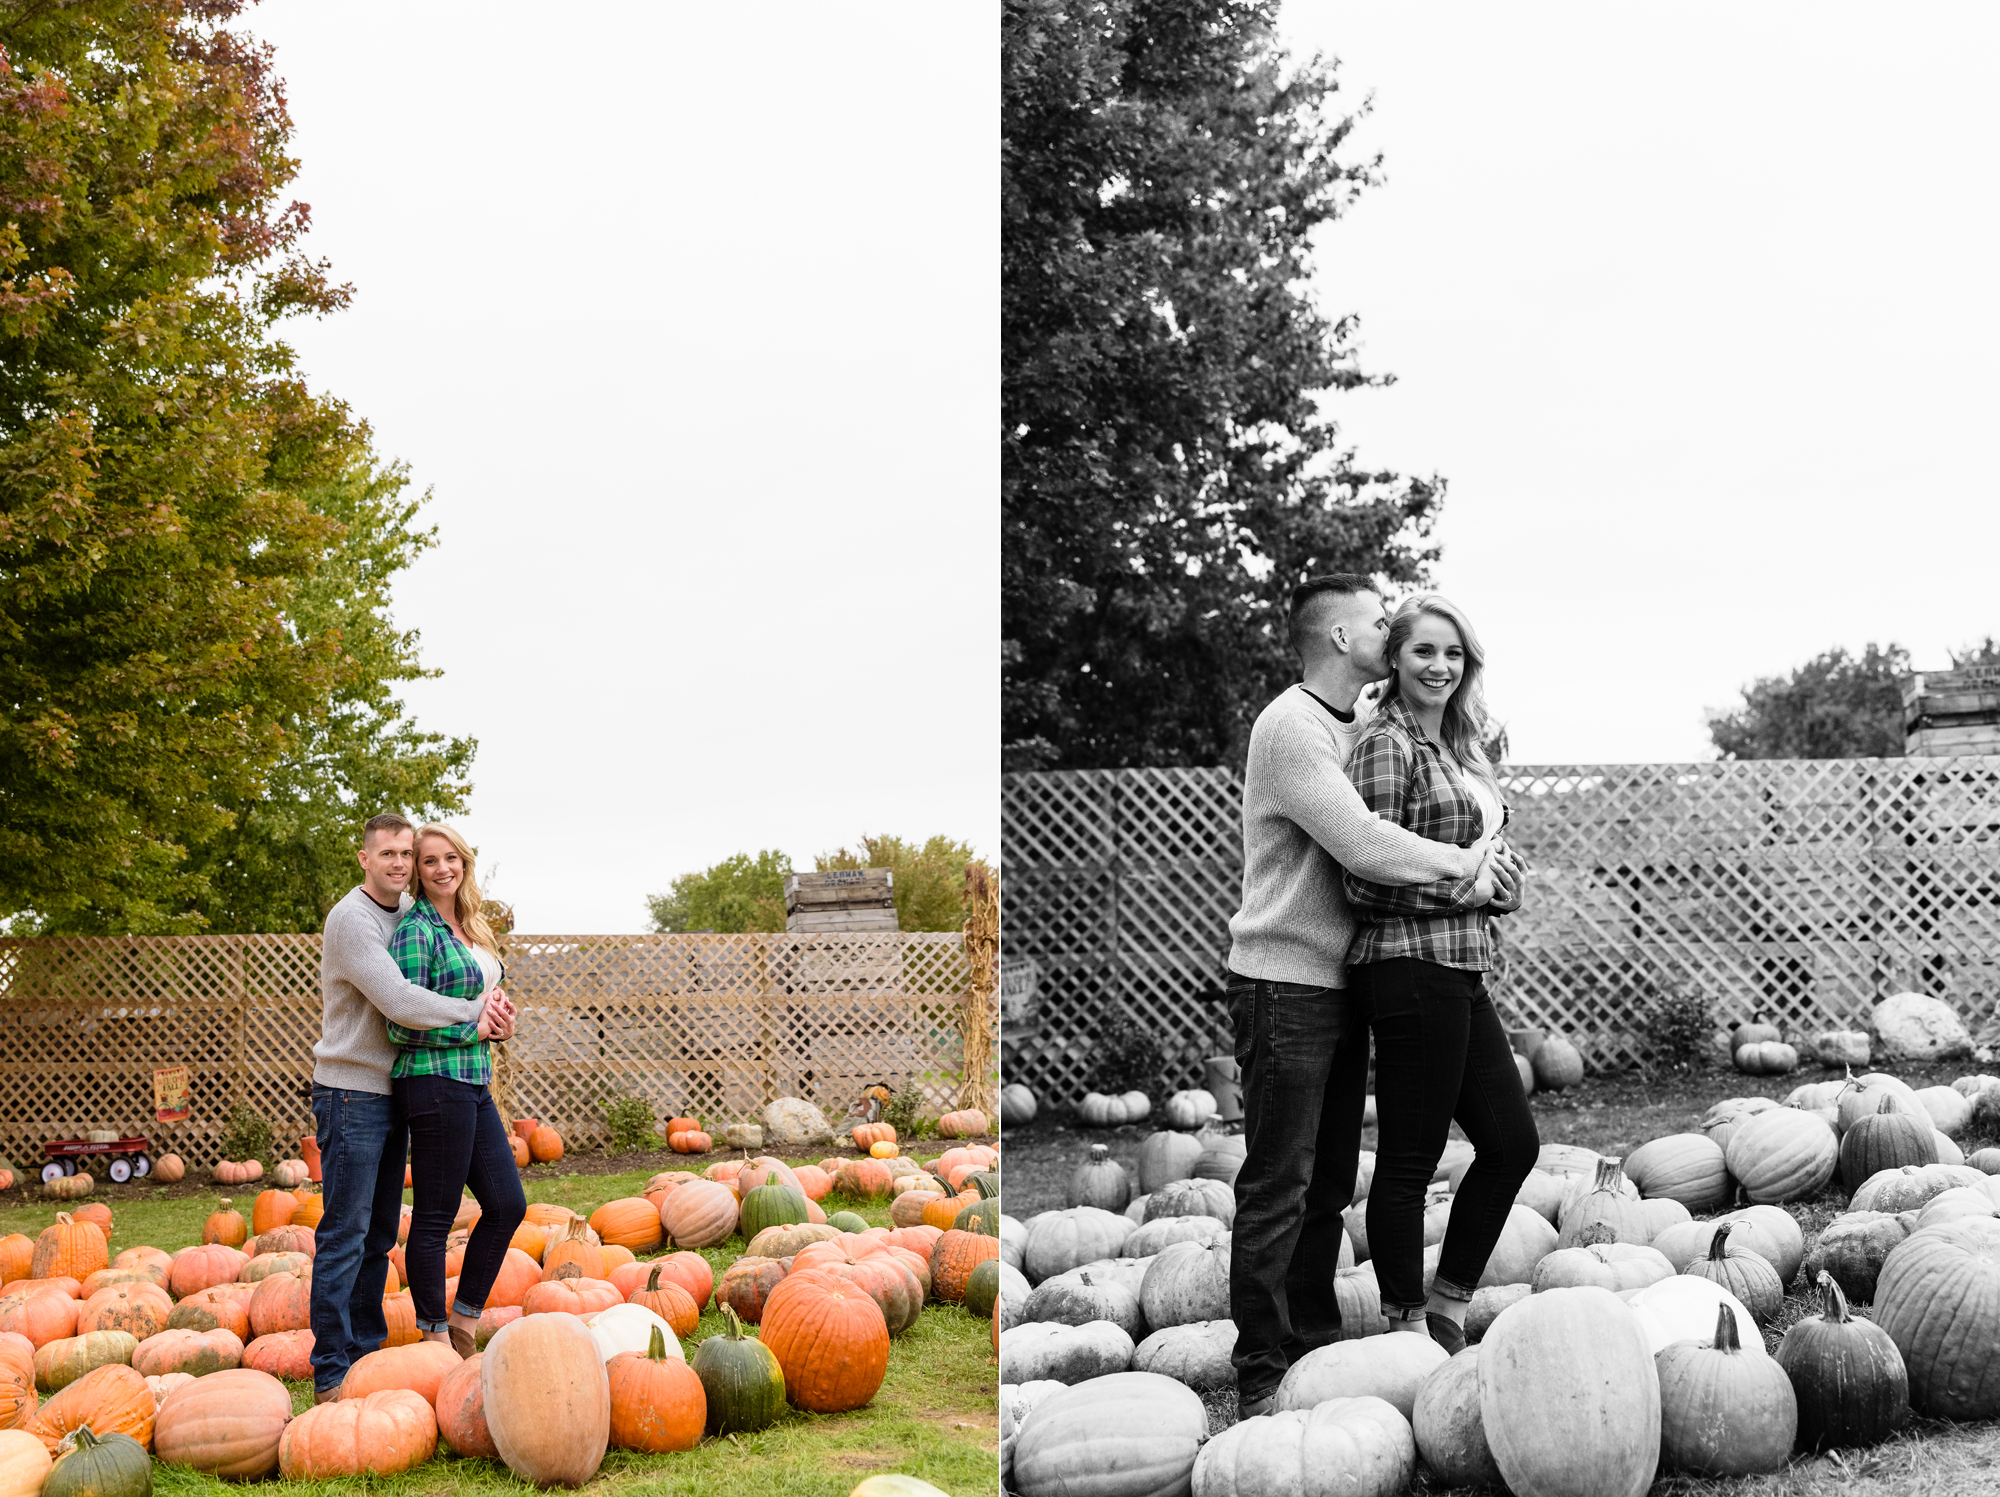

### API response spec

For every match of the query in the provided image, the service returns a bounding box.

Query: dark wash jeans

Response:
[1225,972,1370,1400]
[396,1073,528,1330]
[1350,957,1539,1313]
[307,1085,406,1394]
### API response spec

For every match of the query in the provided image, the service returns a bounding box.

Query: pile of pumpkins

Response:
[0,1136,1006,1490]
[996,1066,2000,1496]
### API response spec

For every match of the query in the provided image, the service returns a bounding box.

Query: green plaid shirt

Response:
[386,898,499,1084]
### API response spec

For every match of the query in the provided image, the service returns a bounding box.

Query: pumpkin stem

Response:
[1877,1094,1899,1116]
[721,1302,747,1339]
[1711,1302,1741,1353]
[646,1263,663,1292]
[1816,1269,1852,1323]
[647,1324,668,1361]
[70,1424,99,1452]
[1591,1157,1624,1192]
[1708,1221,1734,1260]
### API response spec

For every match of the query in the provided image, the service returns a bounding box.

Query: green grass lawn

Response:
[2,1159,999,1497]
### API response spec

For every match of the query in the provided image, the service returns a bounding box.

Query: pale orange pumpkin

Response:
[791,1165,833,1202]
[659,1181,739,1250]
[851,1122,898,1150]
[151,1154,186,1184]
[248,1270,311,1337]
[0,1238,33,1288]
[380,1292,421,1347]
[435,1352,497,1459]
[29,1216,107,1284]
[510,1133,531,1167]
[340,1339,462,1406]
[667,1129,711,1154]
[482,1248,545,1309]
[240,1327,314,1380]
[151,1365,290,1476]
[201,1202,248,1249]
[279,1387,438,1479]
[588,1198,663,1253]
[540,1220,606,1282]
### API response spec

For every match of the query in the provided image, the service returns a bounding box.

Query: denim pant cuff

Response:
[1383,1301,1428,1320]
[450,1299,481,1320]
[1431,1275,1476,1303]
[416,1316,449,1333]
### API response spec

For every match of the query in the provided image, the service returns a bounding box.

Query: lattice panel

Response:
[1002,759,2000,1092]
[0,932,977,1170]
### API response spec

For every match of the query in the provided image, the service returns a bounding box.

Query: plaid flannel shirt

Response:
[1342,697,1507,972]
[386,897,498,1084]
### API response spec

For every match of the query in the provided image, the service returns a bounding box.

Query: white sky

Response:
[1279,4,2000,764]
[249,3,997,932]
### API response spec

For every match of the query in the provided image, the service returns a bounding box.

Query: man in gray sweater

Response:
[1225,574,1515,1413]
[309,812,514,1398]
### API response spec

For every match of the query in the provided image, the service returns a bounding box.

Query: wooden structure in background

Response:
[1905,665,2000,756]
[1002,759,2000,1096]
[785,869,899,934]
[0,931,978,1169]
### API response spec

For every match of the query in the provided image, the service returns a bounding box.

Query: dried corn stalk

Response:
[960,861,998,1114]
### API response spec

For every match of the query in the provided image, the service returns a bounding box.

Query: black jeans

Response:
[395,1073,528,1330]
[1351,957,1539,1314]
[1225,972,1370,1399]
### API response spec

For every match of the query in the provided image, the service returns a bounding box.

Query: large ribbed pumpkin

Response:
[1011,1371,1207,1497]
[1839,1095,1939,1192]
[1478,1285,1661,1497]
[539,1221,605,1282]
[132,1326,243,1378]
[241,1328,314,1380]
[1682,1221,1785,1325]
[435,1353,497,1459]
[1776,1271,1909,1450]
[1621,1133,1730,1210]
[169,1246,247,1301]
[24,1364,154,1453]
[605,1325,705,1452]
[27,1220,105,1287]
[247,1271,310,1337]
[1655,1303,1797,1475]
[77,1283,171,1341]
[279,1388,436,1478]
[153,1366,290,1476]
[1801,1211,1916,1304]
[341,1340,461,1406]
[759,1270,889,1413]
[32,1330,138,1393]
[659,1181,739,1250]
[1723,1108,1838,1204]
[1870,1215,2000,1418]
[481,1310,610,1487]
[587,1198,662,1253]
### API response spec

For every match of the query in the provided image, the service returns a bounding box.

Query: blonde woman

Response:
[1341,595,1535,1355]
[388,823,528,1356]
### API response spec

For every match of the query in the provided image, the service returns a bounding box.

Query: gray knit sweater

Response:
[1227,686,1484,987]
[314,885,490,1094]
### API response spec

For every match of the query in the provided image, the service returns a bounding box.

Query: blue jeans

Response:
[1225,972,1370,1400]
[307,1086,407,1394]
[396,1073,527,1330]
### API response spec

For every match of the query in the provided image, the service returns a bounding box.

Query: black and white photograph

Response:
[999,5,2000,1496]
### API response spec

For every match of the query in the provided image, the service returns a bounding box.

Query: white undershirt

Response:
[471,944,501,997]
[1461,768,1504,841]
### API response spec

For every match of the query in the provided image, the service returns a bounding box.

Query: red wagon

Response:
[42,1136,154,1184]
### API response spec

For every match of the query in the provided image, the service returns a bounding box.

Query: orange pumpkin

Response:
[435,1352,497,1459]
[714,1258,787,1324]
[29,1216,107,1284]
[891,1185,946,1228]
[793,1233,887,1273]
[0,1367,33,1431]
[240,1327,314,1380]
[202,1202,248,1249]
[879,1224,943,1261]
[380,1292,420,1348]
[628,1265,699,1339]
[213,1159,263,1186]
[69,1204,112,1242]
[289,1193,325,1230]
[938,1108,990,1138]
[152,1365,290,1476]
[132,1325,244,1377]
[482,1248,544,1309]
[151,1154,185,1184]
[507,1221,550,1260]
[170,1244,248,1301]
[248,1224,316,1260]
[664,1116,699,1136]
[599,1244,635,1275]
[0,1289,79,1350]
[248,1270,311,1337]
[523,1203,575,1230]
[667,1130,711,1154]
[340,1339,461,1406]
[25,1362,154,1451]
[167,1285,252,1341]
[791,1165,833,1202]
[923,1189,980,1232]
[510,1133,530,1167]
[77,1282,172,1340]
[540,1221,606,1282]
[0,1238,33,1287]
[931,1227,1000,1302]
[474,1305,521,1350]
[850,1122,898,1150]
[759,1268,890,1412]
[837,1158,894,1199]
[527,1126,564,1163]
[521,1267,620,1318]
[868,1141,901,1160]
[250,1191,296,1236]
[659,1181,738,1250]
[0,1331,32,1386]
[704,1160,746,1185]
[588,1198,662,1253]
[606,1325,704,1452]
[279,1387,438,1479]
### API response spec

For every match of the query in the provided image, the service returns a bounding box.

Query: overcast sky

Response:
[250,2,996,932]
[1278,4,1999,764]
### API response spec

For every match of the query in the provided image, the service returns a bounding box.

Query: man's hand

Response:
[1487,842,1525,914]
[478,989,517,1041]
[1468,846,1498,908]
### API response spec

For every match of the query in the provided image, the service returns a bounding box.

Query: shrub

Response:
[1086,1013,1166,1098]
[1639,980,1714,1074]
[879,1083,936,1140]
[218,1104,277,1168]
[600,1094,661,1152]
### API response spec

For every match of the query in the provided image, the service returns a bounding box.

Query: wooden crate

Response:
[1904,665,2000,756]
[785,869,898,935]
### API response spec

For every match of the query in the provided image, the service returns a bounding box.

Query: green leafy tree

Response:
[182,455,476,932]
[816,835,982,932]
[1003,0,1442,771]
[1708,644,1911,759]
[0,2,468,933]
[646,851,790,934]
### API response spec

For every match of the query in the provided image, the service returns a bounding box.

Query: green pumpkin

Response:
[953,1196,1001,1235]
[825,1210,869,1234]
[46,1425,152,1497]
[689,1304,788,1434]
[736,1183,810,1239]
[964,1256,1001,1319]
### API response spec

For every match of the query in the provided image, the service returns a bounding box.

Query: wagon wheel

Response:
[107,1156,133,1183]
[58,1157,76,1177]
[131,1154,151,1178]
[40,1161,66,1184]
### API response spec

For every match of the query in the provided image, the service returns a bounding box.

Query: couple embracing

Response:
[1225,576,1537,1416]
[308,812,529,1402]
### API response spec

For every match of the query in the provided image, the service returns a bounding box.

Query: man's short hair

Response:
[362,812,414,849]
[1287,574,1378,651]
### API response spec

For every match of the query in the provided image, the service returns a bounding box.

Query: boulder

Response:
[1814,1030,1872,1068]
[1871,993,1973,1063]
[722,1122,764,1150]
[761,1098,832,1148]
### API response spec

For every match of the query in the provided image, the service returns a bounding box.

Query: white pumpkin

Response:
[1162,1089,1219,1130]
[1194,1396,1416,1497]
[1274,1333,1448,1421]
[1626,1275,1762,1358]
[582,1303,681,1363]
[1914,1085,1973,1137]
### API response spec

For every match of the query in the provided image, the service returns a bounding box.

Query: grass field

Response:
[1,1153,1000,1497]
[1004,1058,2000,1497]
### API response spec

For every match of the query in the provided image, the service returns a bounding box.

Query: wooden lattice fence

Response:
[1001,759,2000,1099]
[0,932,982,1170]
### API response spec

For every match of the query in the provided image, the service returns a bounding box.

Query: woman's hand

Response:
[478,990,517,1041]
[1486,843,1525,913]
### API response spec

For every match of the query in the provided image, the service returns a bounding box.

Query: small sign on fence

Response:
[152,1066,191,1124]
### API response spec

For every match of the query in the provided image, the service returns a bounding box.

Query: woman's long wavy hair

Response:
[1380,593,1499,789]
[415,823,499,954]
